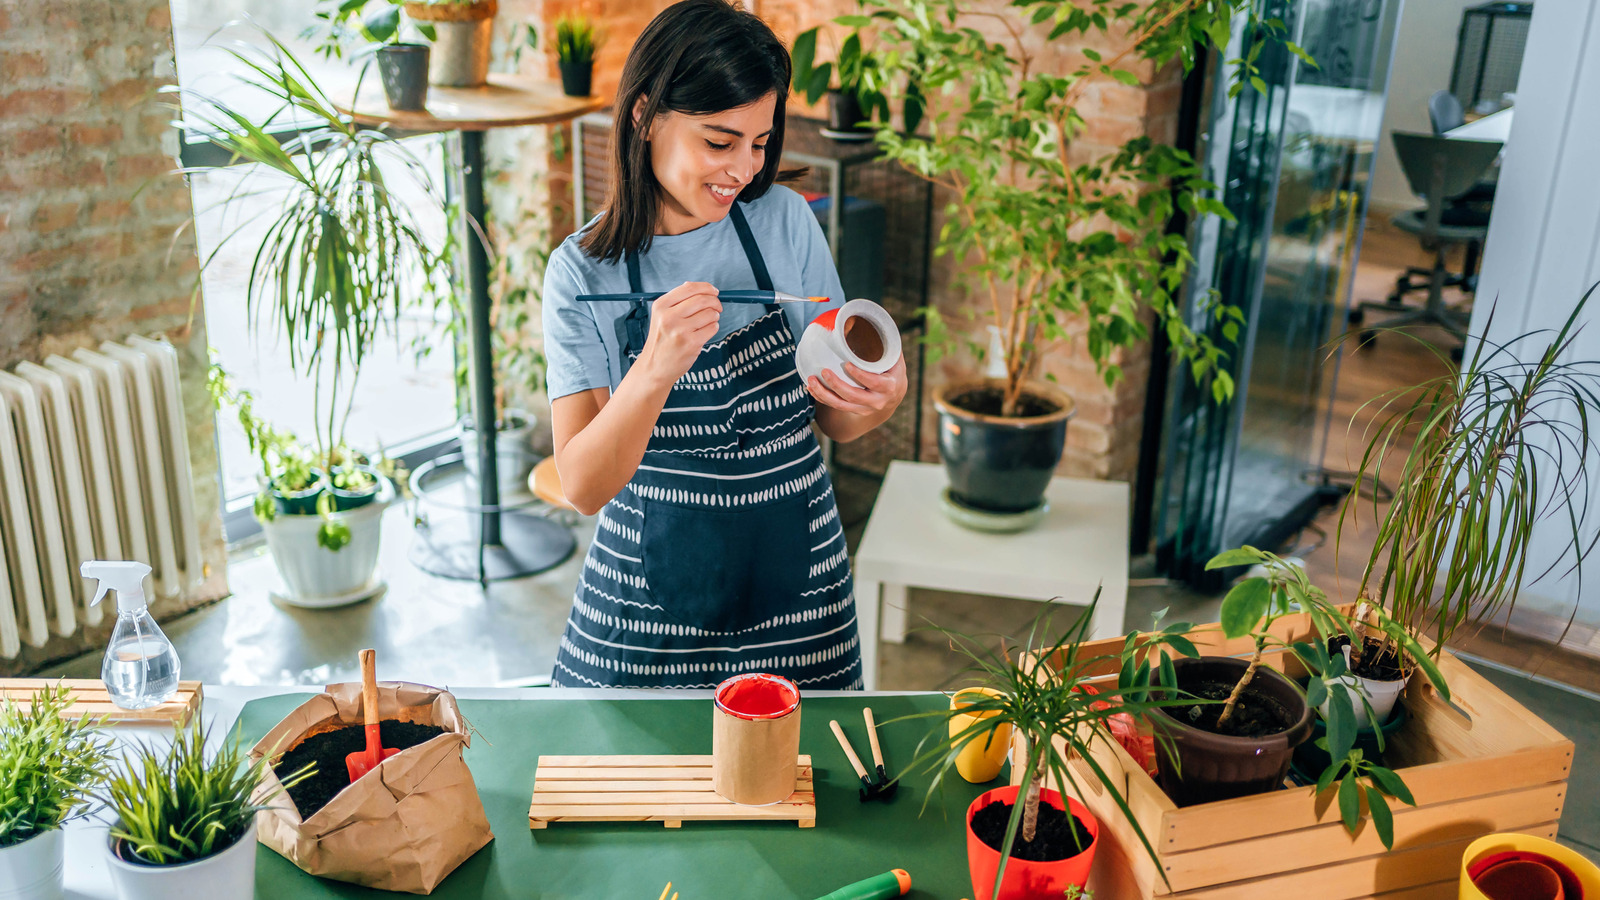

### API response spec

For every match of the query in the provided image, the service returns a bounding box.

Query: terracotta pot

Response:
[1150,657,1312,806]
[966,785,1097,900]
[935,379,1075,514]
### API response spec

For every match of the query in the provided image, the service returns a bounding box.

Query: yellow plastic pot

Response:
[949,688,1012,784]
[1460,832,1600,899]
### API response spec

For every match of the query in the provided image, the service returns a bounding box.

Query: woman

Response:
[542,0,907,690]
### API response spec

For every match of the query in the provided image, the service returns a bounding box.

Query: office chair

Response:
[1351,131,1502,344]
[1428,90,1466,134]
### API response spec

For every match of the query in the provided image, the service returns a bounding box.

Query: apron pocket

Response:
[641,494,810,635]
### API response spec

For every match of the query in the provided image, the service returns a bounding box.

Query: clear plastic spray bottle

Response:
[81,560,180,709]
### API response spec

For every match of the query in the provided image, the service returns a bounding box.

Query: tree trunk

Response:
[1021,749,1046,843]
[1215,638,1264,729]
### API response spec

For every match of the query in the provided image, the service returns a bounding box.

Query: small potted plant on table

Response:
[555,14,601,97]
[102,718,307,900]
[901,597,1198,899]
[0,685,112,900]
[790,8,912,140]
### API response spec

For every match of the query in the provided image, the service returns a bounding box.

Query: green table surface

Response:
[236,693,997,899]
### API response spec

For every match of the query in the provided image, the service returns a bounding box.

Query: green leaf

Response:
[363,6,399,44]
[1218,577,1271,639]
[1110,68,1140,87]
[834,14,872,27]
[1337,774,1360,835]
[1325,694,1356,761]
[791,27,818,91]
[1366,785,1394,848]
[1206,547,1262,569]
[1083,48,1101,62]
[1368,766,1415,806]
[1250,75,1268,96]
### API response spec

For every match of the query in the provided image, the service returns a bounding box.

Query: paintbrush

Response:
[575,289,830,304]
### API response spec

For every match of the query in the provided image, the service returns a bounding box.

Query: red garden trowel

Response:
[345,649,400,782]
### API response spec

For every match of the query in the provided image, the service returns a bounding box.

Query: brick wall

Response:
[0,0,228,674]
[510,0,1175,483]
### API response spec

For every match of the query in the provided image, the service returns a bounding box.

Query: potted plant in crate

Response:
[851,0,1298,523]
[102,718,308,900]
[0,685,112,900]
[899,596,1198,898]
[175,35,442,603]
[790,6,922,139]
[1331,293,1600,728]
[555,14,602,97]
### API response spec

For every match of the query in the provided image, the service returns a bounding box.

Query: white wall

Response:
[1369,0,1479,212]
[1471,0,1600,642]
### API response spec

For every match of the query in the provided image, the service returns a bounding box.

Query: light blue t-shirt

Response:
[542,184,846,401]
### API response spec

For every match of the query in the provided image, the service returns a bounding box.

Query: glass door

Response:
[1156,0,1403,586]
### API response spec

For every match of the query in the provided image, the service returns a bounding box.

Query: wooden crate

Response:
[0,678,202,725]
[530,754,816,829]
[1013,613,1573,900]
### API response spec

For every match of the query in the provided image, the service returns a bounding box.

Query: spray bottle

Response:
[81,561,180,709]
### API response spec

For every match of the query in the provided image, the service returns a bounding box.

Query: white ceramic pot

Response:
[459,410,538,498]
[260,481,392,608]
[0,829,63,900]
[1321,644,1409,730]
[106,820,257,900]
[795,299,902,388]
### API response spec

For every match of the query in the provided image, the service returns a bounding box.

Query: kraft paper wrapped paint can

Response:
[712,673,802,805]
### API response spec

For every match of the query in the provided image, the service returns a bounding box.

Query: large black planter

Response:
[934,378,1075,514]
[559,59,593,97]
[377,43,430,111]
[826,89,872,134]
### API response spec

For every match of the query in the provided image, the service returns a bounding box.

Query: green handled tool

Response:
[813,869,911,900]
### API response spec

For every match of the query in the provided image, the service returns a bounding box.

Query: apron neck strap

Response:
[726,201,775,293]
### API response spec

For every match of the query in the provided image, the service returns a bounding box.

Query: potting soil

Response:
[950,386,1061,418]
[273,721,446,817]
[1328,634,1406,681]
[1175,680,1294,738]
[970,798,1094,862]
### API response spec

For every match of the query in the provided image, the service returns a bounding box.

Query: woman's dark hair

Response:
[580,0,802,263]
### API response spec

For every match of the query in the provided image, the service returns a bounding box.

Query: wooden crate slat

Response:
[1161,783,1567,889]
[0,679,200,725]
[1158,743,1573,853]
[529,754,815,830]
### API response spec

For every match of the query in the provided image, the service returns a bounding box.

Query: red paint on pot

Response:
[714,673,799,720]
[814,308,841,331]
[1471,851,1584,900]
[965,785,1097,900]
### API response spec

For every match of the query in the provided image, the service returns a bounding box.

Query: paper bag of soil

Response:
[249,681,493,894]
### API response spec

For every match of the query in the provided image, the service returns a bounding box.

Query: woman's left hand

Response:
[807,357,908,416]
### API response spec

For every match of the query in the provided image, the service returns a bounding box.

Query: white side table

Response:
[852,461,1130,689]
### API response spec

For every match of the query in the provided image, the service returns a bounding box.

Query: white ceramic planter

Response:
[0,829,63,900]
[1322,645,1409,730]
[459,410,538,498]
[795,299,901,388]
[260,481,392,608]
[106,820,257,900]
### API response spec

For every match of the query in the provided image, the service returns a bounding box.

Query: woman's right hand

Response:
[638,281,721,384]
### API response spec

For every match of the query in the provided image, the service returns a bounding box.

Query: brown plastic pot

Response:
[1150,657,1312,806]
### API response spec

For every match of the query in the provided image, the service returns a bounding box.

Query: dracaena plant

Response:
[1204,546,1440,848]
[897,594,1199,893]
[850,0,1312,414]
[1338,288,1600,671]
[0,684,114,847]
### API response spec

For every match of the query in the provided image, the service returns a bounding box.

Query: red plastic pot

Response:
[966,785,1098,900]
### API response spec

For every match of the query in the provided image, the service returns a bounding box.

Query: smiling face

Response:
[637,92,777,236]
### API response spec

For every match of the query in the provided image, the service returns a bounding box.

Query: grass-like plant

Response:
[0,684,113,848]
[899,595,1198,893]
[554,15,601,66]
[105,717,309,866]
[170,31,444,493]
[1339,289,1600,669]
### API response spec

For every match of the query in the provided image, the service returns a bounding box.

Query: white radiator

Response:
[0,336,202,658]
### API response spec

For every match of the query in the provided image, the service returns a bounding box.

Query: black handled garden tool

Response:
[830,712,898,804]
[862,707,896,799]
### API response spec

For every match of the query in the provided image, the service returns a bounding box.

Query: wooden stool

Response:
[531,456,577,512]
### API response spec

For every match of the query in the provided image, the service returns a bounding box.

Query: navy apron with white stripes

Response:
[550,202,862,690]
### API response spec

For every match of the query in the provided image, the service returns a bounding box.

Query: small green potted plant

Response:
[102,718,309,900]
[308,0,432,108]
[900,596,1198,899]
[1335,291,1600,727]
[790,7,912,139]
[555,14,601,97]
[0,685,113,900]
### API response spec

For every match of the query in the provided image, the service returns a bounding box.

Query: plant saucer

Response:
[938,488,1048,533]
[819,127,874,142]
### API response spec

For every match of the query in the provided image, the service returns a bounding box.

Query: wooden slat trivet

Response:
[0,678,202,725]
[530,754,815,829]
